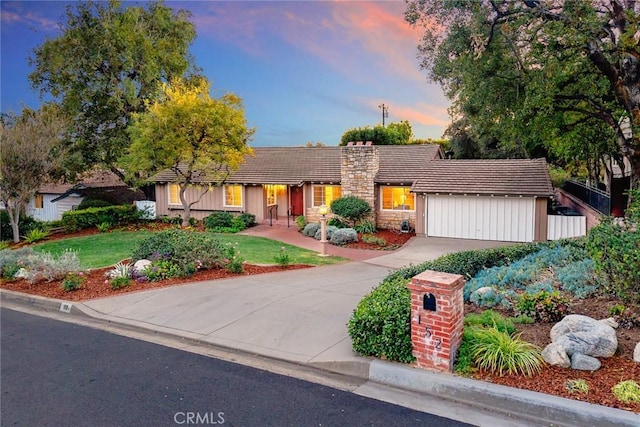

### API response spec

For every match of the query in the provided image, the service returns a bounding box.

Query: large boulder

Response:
[634,343,640,363]
[550,314,617,358]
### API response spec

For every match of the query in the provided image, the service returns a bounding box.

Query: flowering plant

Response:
[61,271,85,292]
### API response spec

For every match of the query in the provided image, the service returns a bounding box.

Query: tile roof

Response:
[39,170,126,194]
[228,147,341,184]
[152,145,442,184]
[411,158,553,197]
[375,145,442,183]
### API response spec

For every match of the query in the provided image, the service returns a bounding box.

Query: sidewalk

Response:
[2,226,638,426]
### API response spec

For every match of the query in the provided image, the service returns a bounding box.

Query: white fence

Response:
[547,215,586,240]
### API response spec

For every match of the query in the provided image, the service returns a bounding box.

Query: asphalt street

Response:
[1,308,471,427]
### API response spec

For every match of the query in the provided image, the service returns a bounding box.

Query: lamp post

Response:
[317,204,329,257]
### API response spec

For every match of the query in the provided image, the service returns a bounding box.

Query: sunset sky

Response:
[1,1,450,146]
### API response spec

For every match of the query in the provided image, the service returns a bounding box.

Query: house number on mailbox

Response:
[423,293,436,311]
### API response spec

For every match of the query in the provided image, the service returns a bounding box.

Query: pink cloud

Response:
[361,97,450,128]
[1,8,58,31]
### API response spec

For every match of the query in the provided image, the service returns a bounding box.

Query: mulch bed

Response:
[0,263,312,302]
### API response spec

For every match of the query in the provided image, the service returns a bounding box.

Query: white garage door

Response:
[426,195,535,242]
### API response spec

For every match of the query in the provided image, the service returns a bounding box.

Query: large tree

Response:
[405,0,640,191]
[0,107,68,242]
[122,78,255,226]
[28,0,198,180]
[340,121,413,145]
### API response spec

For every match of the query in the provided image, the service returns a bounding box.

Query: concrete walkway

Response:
[3,225,638,426]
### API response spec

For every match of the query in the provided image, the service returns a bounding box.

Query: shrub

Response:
[96,222,111,233]
[110,276,131,290]
[587,190,640,304]
[24,228,50,243]
[295,215,306,230]
[188,217,200,227]
[19,250,81,284]
[347,277,414,363]
[463,310,515,335]
[327,217,349,228]
[131,230,243,277]
[0,247,34,276]
[302,222,320,237]
[555,259,598,298]
[330,196,371,227]
[77,198,112,210]
[204,212,234,229]
[468,327,544,376]
[515,290,571,323]
[1,210,42,241]
[238,213,256,228]
[330,228,358,245]
[107,261,133,279]
[612,380,640,403]
[314,225,338,241]
[354,220,377,234]
[274,246,290,268]
[361,234,386,246]
[61,271,85,292]
[608,304,639,329]
[61,205,140,231]
[565,379,589,394]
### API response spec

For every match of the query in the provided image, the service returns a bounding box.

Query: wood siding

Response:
[426,195,535,242]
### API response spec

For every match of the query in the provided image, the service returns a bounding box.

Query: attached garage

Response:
[426,195,535,242]
[413,159,554,243]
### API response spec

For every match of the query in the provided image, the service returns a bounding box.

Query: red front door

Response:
[291,186,303,216]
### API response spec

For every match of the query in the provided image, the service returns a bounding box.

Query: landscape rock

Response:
[634,343,640,363]
[550,314,617,358]
[598,317,619,329]
[570,353,601,371]
[133,259,152,272]
[542,342,570,368]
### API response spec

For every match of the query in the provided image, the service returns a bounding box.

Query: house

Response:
[26,170,144,222]
[152,143,555,243]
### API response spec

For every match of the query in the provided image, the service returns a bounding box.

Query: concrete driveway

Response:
[79,233,514,372]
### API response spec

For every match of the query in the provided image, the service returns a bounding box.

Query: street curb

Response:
[3,289,639,426]
[369,359,640,427]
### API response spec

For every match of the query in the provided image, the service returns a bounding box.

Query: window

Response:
[381,186,414,211]
[169,184,180,205]
[265,184,286,206]
[34,194,43,209]
[313,185,341,207]
[224,185,243,207]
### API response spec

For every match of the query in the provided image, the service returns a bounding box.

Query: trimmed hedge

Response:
[61,204,140,231]
[347,242,543,362]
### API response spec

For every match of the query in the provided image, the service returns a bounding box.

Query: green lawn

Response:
[33,230,345,268]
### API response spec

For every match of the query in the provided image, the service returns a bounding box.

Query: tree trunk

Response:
[179,184,191,227]
[6,203,21,243]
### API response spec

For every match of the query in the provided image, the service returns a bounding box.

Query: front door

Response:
[290,186,304,216]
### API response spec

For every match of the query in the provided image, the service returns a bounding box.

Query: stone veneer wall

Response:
[340,143,379,223]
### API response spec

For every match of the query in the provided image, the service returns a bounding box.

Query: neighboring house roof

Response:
[40,170,126,195]
[411,158,554,197]
[152,144,443,185]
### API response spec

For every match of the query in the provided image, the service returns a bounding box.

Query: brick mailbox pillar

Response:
[408,270,465,372]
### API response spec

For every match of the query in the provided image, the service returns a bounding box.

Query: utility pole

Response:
[378,104,388,127]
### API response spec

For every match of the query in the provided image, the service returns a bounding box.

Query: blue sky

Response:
[1,1,450,147]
